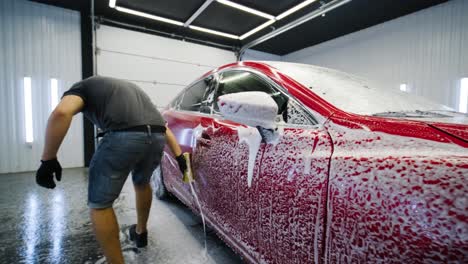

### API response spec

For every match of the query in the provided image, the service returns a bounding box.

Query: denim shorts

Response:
[88,131,165,209]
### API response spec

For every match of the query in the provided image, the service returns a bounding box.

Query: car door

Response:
[256,100,333,264]
[191,69,333,263]
[190,69,289,262]
[162,75,215,206]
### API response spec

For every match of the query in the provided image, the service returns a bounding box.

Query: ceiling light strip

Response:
[240,20,275,40]
[184,0,215,27]
[114,5,239,40]
[189,25,239,39]
[216,0,274,20]
[240,0,351,56]
[276,0,318,20]
[109,0,116,8]
[115,6,184,26]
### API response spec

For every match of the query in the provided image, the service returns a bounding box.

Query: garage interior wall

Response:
[283,0,468,109]
[242,49,282,61]
[0,0,84,173]
[96,25,237,109]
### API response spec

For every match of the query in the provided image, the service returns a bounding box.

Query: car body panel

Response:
[428,122,468,142]
[192,115,263,261]
[162,110,202,205]
[163,110,334,263]
[324,119,467,262]
[160,61,468,263]
[256,125,332,263]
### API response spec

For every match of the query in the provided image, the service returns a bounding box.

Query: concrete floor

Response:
[0,168,243,264]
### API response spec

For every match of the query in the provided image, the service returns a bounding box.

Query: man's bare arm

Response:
[165,126,182,157]
[165,126,188,173]
[41,95,84,160]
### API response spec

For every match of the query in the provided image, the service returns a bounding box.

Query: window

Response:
[460,78,468,113]
[179,77,213,112]
[285,100,316,126]
[50,78,59,111]
[400,83,407,92]
[23,77,34,143]
[214,71,288,114]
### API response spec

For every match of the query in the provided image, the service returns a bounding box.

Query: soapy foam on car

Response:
[267,61,453,115]
[218,92,278,129]
[191,125,205,151]
[237,126,262,188]
[322,121,468,262]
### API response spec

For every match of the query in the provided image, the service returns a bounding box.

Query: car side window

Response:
[170,92,183,109]
[214,70,317,126]
[285,100,317,126]
[214,71,288,114]
[179,77,213,112]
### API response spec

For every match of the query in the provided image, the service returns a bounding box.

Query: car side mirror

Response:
[217,91,278,129]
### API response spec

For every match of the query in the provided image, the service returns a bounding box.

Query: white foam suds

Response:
[218,91,278,129]
[191,124,205,151]
[304,155,312,174]
[313,188,323,264]
[321,121,467,262]
[237,126,262,187]
[287,165,296,182]
[268,61,452,115]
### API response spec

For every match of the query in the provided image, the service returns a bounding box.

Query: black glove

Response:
[36,158,62,189]
[175,154,187,174]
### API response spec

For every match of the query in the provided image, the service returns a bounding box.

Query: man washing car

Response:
[36,76,187,264]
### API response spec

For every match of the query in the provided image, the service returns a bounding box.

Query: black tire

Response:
[151,165,169,200]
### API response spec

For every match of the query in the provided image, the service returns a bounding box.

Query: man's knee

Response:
[88,200,114,209]
[133,182,151,191]
[90,207,111,212]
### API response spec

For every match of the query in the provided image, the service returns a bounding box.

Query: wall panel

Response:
[283,0,468,109]
[96,25,237,108]
[0,0,83,173]
[242,49,282,61]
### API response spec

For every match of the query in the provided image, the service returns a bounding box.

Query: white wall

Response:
[283,0,468,109]
[0,0,84,173]
[242,49,282,61]
[96,25,237,109]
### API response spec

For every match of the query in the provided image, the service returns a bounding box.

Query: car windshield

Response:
[267,62,454,116]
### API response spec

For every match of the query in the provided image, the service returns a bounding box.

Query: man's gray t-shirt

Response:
[63,76,165,131]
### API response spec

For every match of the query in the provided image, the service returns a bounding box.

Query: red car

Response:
[152,61,468,263]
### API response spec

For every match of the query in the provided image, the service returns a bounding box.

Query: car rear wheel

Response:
[151,165,169,200]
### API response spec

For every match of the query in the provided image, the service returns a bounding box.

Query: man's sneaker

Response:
[129,224,148,248]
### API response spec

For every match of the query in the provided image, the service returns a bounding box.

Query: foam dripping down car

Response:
[151,61,467,263]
